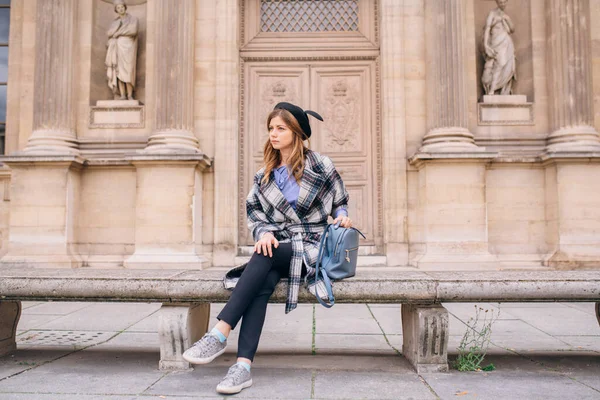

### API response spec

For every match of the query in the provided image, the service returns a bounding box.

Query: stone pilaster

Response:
[144,0,200,153]
[212,0,239,266]
[542,0,600,267]
[23,0,79,154]
[409,0,496,269]
[380,0,408,265]
[545,0,600,152]
[1,0,83,267]
[421,0,476,152]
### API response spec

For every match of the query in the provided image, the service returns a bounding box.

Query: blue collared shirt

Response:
[274,165,348,218]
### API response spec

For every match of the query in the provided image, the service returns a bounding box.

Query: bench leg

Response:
[0,301,22,357]
[401,304,449,373]
[596,303,599,327]
[158,302,210,371]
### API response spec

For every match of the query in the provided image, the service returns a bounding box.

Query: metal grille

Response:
[260,0,359,33]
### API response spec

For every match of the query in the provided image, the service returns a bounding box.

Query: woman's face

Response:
[116,4,126,15]
[268,116,294,153]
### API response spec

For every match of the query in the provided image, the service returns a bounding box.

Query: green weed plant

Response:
[455,305,499,372]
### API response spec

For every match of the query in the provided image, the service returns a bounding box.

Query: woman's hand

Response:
[255,232,279,257]
[332,215,353,229]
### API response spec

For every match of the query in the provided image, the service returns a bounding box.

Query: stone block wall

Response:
[486,165,547,259]
[77,167,136,267]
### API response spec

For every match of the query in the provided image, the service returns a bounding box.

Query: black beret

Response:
[273,102,323,139]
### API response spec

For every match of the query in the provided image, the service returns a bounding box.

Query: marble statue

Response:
[106,0,138,100]
[481,0,516,96]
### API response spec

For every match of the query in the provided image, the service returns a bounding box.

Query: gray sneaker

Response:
[216,363,253,394]
[182,333,227,364]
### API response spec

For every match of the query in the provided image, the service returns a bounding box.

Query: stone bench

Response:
[0,268,599,373]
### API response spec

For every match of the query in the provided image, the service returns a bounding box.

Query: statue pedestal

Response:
[478,95,534,126]
[90,100,144,129]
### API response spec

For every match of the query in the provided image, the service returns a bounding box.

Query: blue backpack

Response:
[313,222,366,308]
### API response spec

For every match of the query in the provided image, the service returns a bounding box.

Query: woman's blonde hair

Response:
[261,108,310,185]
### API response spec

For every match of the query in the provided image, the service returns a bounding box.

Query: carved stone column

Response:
[421,0,476,152]
[126,0,212,268]
[409,0,497,269]
[542,0,600,268]
[144,0,200,153]
[0,0,83,268]
[545,0,600,152]
[24,0,79,154]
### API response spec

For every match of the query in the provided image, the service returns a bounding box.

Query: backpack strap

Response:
[314,224,335,308]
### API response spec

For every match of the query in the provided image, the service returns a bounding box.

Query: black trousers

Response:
[217,242,296,361]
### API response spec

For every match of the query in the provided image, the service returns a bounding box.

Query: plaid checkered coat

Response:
[246,150,349,313]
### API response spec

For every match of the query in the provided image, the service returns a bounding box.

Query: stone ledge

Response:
[408,151,499,168]
[0,268,598,303]
[126,153,213,170]
[0,154,87,166]
[540,151,600,162]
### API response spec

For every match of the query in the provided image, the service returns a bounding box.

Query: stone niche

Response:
[475,0,534,125]
[89,0,147,129]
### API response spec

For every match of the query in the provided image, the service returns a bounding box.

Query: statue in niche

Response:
[105,0,139,100]
[481,0,516,96]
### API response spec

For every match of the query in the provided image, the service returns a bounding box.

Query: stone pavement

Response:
[0,301,599,399]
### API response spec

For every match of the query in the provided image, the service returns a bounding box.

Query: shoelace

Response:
[225,365,246,383]
[193,333,217,348]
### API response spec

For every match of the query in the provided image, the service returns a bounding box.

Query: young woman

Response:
[182,102,352,395]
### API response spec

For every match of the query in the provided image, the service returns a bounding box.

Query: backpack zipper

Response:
[345,246,359,262]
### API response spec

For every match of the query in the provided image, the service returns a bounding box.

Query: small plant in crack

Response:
[454,305,499,372]
[17,361,37,366]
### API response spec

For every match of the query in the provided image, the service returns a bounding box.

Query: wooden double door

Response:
[240,61,380,250]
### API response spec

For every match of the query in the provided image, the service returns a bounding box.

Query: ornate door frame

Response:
[238,0,383,254]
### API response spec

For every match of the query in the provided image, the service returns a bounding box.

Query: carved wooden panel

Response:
[310,65,375,241]
[240,62,378,246]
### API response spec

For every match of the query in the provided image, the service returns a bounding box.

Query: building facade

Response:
[1,0,600,270]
